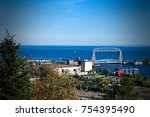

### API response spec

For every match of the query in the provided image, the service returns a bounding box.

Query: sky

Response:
[0,0,150,46]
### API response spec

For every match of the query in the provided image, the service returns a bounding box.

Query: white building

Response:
[58,65,81,75]
[80,60,93,72]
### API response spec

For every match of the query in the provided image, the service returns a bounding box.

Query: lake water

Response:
[19,45,150,77]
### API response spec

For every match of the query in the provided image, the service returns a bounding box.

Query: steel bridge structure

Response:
[92,48,123,64]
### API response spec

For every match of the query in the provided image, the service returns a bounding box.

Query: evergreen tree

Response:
[0,30,31,99]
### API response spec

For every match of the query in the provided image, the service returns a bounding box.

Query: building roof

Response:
[56,64,80,68]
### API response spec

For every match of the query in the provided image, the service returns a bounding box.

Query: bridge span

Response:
[92,48,123,64]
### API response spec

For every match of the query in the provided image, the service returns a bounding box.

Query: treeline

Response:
[0,30,76,100]
[73,75,137,99]
[73,72,150,99]
[143,58,150,64]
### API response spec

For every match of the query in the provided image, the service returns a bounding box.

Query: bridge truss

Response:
[92,48,123,64]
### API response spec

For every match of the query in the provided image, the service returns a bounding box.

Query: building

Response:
[80,60,93,72]
[67,60,78,65]
[57,65,81,75]
[124,68,139,75]
[115,67,139,76]
[134,60,143,65]
[115,69,125,76]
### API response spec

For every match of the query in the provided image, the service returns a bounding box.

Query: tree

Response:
[32,65,77,100]
[102,69,110,75]
[104,77,137,100]
[0,30,31,99]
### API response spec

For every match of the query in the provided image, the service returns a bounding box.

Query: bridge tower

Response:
[92,50,96,65]
[118,50,123,63]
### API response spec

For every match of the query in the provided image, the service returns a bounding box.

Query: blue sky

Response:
[0,0,150,46]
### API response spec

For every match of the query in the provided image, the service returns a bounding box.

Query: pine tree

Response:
[0,30,31,99]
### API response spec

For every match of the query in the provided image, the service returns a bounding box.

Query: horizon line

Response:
[20,44,150,47]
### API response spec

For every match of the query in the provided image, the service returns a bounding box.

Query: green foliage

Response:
[0,30,31,99]
[102,69,111,76]
[97,68,102,74]
[143,58,150,64]
[73,75,104,92]
[104,77,137,100]
[89,69,96,74]
[126,75,150,88]
[32,65,77,100]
